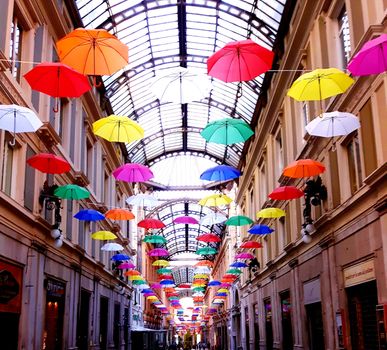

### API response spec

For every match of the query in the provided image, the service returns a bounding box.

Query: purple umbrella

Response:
[113,163,154,183]
[148,248,169,257]
[151,283,162,289]
[235,252,255,259]
[118,262,136,269]
[173,216,199,225]
[220,283,232,288]
[348,34,387,76]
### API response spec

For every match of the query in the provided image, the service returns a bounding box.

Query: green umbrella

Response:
[54,184,90,200]
[157,268,172,274]
[169,296,179,300]
[225,215,254,226]
[200,118,254,145]
[143,235,167,244]
[226,268,242,275]
[192,287,205,292]
[196,247,217,255]
[131,279,145,285]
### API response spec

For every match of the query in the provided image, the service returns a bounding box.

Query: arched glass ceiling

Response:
[75,0,289,167]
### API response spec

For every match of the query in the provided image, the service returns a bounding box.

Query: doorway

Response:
[280,291,293,350]
[305,302,325,350]
[99,297,109,350]
[0,313,19,349]
[113,303,120,348]
[77,290,90,350]
[264,298,273,350]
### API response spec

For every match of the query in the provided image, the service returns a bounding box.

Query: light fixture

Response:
[50,228,61,239]
[302,233,312,244]
[305,223,315,233]
[53,236,63,248]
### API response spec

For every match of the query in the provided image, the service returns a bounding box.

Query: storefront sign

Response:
[304,279,321,305]
[0,261,22,313]
[45,278,65,298]
[343,259,375,288]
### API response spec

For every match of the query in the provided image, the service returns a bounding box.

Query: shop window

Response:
[9,16,23,82]
[280,291,294,349]
[338,7,351,68]
[346,131,363,194]
[24,146,35,211]
[254,303,260,349]
[264,299,273,350]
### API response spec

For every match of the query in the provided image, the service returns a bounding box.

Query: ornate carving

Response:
[36,122,61,148]
[74,171,90,187]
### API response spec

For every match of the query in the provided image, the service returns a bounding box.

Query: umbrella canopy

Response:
[101,243,124,251]
[173,216,199,225]
[235,252,255,259]
[347,34,387,76]
[283,159,325,178]
[93,115,144,143]
[268,186,304,200]
[118,262,135,269]
[156,268,172,274]
[201,118,254,145]
[160,280,175,285]
[129,275,143,281]
[207,39,274,82]
[225,215,254,226]
[226,269,242,275]
[305,112,360,138]
[91,231,117,240]
[196,247,217,255]
[200,165,241,182]
[132,279,146,285]
[143,235,167,244]
[126,194,158,208]
[54,184,90,200]
[196,233,221,243]
[256,208,286,219]
[27,153,70,174]
[195,260,214,267]
[111,254,130,261]
[138,218,165,229]
[287,68,354,101]
[74,209,104,221]
[220,283,232,288]
[199,212,227,225]
[57,28,128,76]
[105,208,135,221]
[0,105,43,144]
[113,163,154,183]
[208,280,221,286]
[192,287,205,292]
[178,284,191,289]
[199,194,232,207]
[248,224,274,235]
[150,67,211,103]
[152,260,170,267]
[151,283,162,289]
[125,270,141,276]
[148,248,169,257]
[230,261,248,268]
[240,241,263,249]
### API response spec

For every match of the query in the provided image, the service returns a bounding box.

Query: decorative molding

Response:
[36,122,61,148]
[318,233,334,249]
[74,171,90,187]
[31,240,47,254]
[269,272,276,280]
[288,258,298,269]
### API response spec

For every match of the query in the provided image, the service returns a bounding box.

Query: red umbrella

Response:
[178,284,191,289]
[196,233,221,243]
[283,159,325,178]
[268,186,304,200]
[240,241,263,249]
[27,153,70,174]
[24,62,91,112]
[207,39,274,82]
[138,218,165,229]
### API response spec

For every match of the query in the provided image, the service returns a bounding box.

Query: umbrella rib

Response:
[95,42,112,74]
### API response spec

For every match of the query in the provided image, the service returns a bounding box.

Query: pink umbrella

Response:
[151,283,162,289]
[118,262,136,269]
[113,163,154,182]
[347,33,387,76]
[173,216,199,225]
[220,283,232,288]
[235,252,255,259]
[148,248,169,257]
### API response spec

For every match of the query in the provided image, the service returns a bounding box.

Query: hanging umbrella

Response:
[196,233,221,243]
[235,252,255,259]
[256,208,285,219]
[230,261,248,268]
[220,283,232,288]
[148,248,169,257]
[196,247,217,255]
[240,241,263,249]
[111,254,130,261]
[200,165,241,182]
[152,260,170,267]
[27,153,70,174]
[268,186,304,200]
[223,274,239,280]
[200,212,227,225]
[305,111,360,137]
[0,104,43,145]
[156,268,172,274]
[74,209,104,221]
[24,62,91,112]
[193,274,209,279]
[192,287,205,292]
[217,288,230,293]
[91,231,117,240]
[347,34,387,76]
[57,28,128,78]
[129,275,144,281]
[225,215,253,226]
[126,194,159,208]
[105,208,135,221]
[101,243,124,251]
[150,67,211,103]
[178,284,191,289]
[207,39,274,82]
[93,115,144,143]
[113,163,154,183]
[282,159,325,178]
[195,260,214,267]
[173,216,199,225]
[248,224,274,235]
[208,280,221,287]
[151,283,162,289]
[201,118,254,145]
[160,280,175,285]
[54,184,90,200]
[199,194,232,207]
[132,280,146,285]
[138,218,165,229]
[143,235,167,244]
[118,262,135,269]
[287,68,354,101]
[125,270,141,276]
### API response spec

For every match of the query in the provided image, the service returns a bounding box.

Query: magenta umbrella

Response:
[173,216,199,225]
[220,283,232,288]
[235,252,255,259]
[113,163,154,182]
[347,34,387,76]
[118,262,136,269]
[148,248,169,257]
[151,283,162,289]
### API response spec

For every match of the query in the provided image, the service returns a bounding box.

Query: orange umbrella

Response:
[282,159,325,178]
[105,208,135,220]
[125,270,141,276]
[57,28,128,80]
[195,260,214,267]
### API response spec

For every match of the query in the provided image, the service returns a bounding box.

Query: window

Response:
[249,187,255,219]
[24,146,35,211]
[274,129,283,181]
[87,140,94,183]
[9,16,23,81]
[32,26,44,111]
[347,131,363,194]
[338,7,351,68]
[66,200,73,241]
[258,160,267,208]
[1,133,15,196]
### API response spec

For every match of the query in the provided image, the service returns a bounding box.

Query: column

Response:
[289,259,304,350]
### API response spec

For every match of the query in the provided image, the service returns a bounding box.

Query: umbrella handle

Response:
[93,76,102,88]
[9,137,16,147]
[52,98,59,113]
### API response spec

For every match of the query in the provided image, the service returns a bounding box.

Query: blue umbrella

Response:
[111,254,130,261]
[230,261,248,268]
[200,165,241,182]
[141,289,153,294]
[74,209,104,221]
[216,292,228,297]
[248,224,274,235]
[160,280,175,285]
[208,280,222,286]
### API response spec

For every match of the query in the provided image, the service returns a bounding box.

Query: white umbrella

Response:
[0,104,43,145]
[126,194,159,208]
[150,67,212,104]
[101,243,124,251]
[305,111,360,137]
[200,212,227,225]
[194,266,211,274]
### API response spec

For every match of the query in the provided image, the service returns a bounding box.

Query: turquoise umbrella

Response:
[196,247,217,255]
[225,215,254,226]
[54,184,90,200]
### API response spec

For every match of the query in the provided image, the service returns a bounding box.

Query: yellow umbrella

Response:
[93,115,144,143]
[192,283,206,288]
[128,275,143,281]
[199,194,232,207]
[152,259,170,267]
[91,231,117,240]
[217,288,229,293]
[256,208,285,219]
[147,296,158,300]
[193,274,210,279]
[287,68,354,101]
